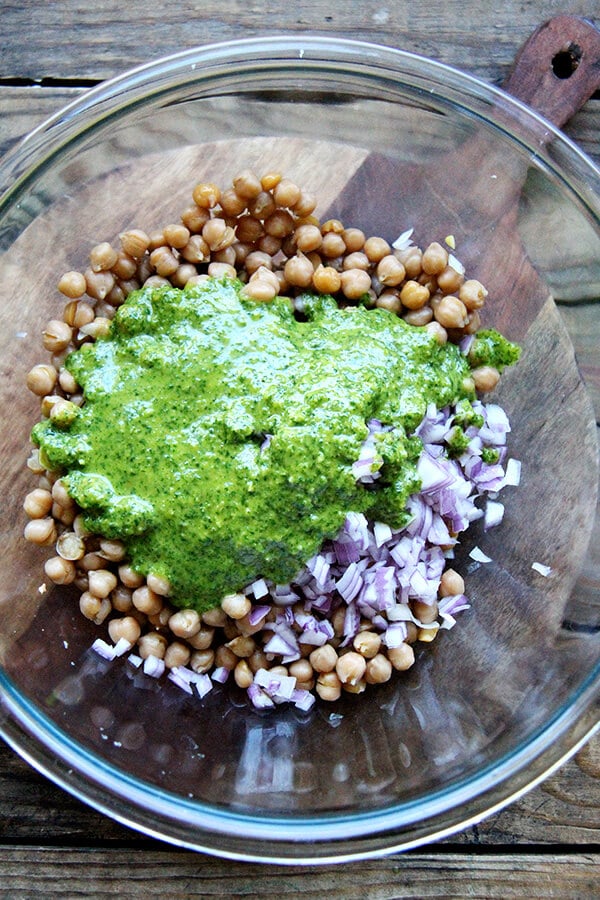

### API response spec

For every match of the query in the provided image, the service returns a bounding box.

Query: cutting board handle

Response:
[503,15,600,128]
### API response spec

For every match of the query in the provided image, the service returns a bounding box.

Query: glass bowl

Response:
[0,36,599,864]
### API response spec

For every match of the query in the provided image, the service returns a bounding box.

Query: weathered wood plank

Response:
[0,848,598,898]
[1,0,598,85]
[1,733,599,846]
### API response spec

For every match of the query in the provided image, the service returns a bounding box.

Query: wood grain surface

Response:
[1,2,599,896]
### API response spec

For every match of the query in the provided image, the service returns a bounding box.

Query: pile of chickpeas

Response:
[23,169,494,703]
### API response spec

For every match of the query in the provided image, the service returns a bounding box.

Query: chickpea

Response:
[295,223,322,253]
[88,569,118,600]
[264,209,295,239]
[336,651,367,685]
[312,264,341,294]
[23,488,53,519]
[377,255,406,286]
[273,178,301,208]
[340,268,371,300]
[472,366,500,393]
[111,585,133,612]
[26,364,57,396]
[437,265,464,294]
[89,242,118,272]
[289,658,313,682]
[146,573,171,597]
[226,635,256,658]
[168,608,201,639]
[132,585,163,616]
[353,631,381,658]
[434,295,468,329]
[425,321,448,344]
[56,532,85,561]
[111,251,137,280]
[363,236,391,263]
[202,607,227,628]
[375,291,402,315]
[233,169,262,200]
[192,182,221,208]
[316,671,342,702]
[164,641,191,669]
[321,232,346,259]
[219,592,250,620]
[412,599,439,624]
[188,625,215,650]
[294,192,317,218]
[342,227,365,252]
[24,517,57,546]
[119,229,151,258]
[234,659,254,689]
[422,241,448,275]
[261,172,282,191]
[400,280,430,310]
[180,234,210,264]
[387,643,415,671]
[417,623,440,643]
[242,277,278,302]
[403,305,433,326]
[118,564,144,589]
[85,269,115,301]
[219,189,247,218]
[215,644,238,670]
[138,632,168,660]
[396,246,423,278]
[459,279,488,310]
[284,253,314,288]
[58,271,87,298]
[108,616,141,645]
[365,653,393,684]
[190,649,215,673]
[42,320,72,354]
[44,556,76,585]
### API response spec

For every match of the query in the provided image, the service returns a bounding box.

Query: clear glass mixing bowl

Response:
[0,36,598,863]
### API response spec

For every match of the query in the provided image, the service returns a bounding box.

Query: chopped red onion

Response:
[469,546,492,564]
[484,499,504,530]
[143,655,165,679]
[532,561,553,577]
[91,638,116,661]
[211,666,230,683]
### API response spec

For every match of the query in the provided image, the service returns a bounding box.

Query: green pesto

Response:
[32,278,481,612]
[468,329,521,371]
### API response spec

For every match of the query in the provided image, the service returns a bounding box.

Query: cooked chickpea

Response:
[219,189,247,218]
[119,229,151,258]
[247,190,276,220]
[422,241,448,275]
[365,653,393,684]
[97,538,125,562]
[108,616,141,645]
[363,236,391,263]
[284,253,314,288]
[316,671,342,702]
[342,227,365,252]
[111,585,133,612]
[42,320,72,353]
[439,569,465,597]
[264,209,295,239]
[403,305,433,326]
[294,223,322,253]
[294,192,317,218]
[215,645,238,670]
[138,632,168,660]
[26,364,57,396]
[81,551,105,572]
[434,295,468,329]
[146,573,171,597]
[168,608,201,639]
[24,517,57,546]
[312,264,341,294]
[437,265,464,294]
[340,268,371,300]
[164,641,191,669]
[377,255,406,286]
[459,279,488,310]
[353,631,381,658]
[118,564,144,589]
[56,531,85,561]
[412,599,439,624]
[90,242,118,272]
[219,593,250,620]
[180,234,210,264]
[472,365,500,393]
[44,556,76,585]
[226,635,255,658]
[234,659,254,688]
[387,643,415,671]
[336,651,367,685]
[85,269,115,301]
[417,623,440,643]
[202,606,227,628]
[396,246,423,278]
[375,291,402,315]
[23,488,53,519]
[289,658,314,682]
[321,232,346,259]
[400,280,430,310]
[88,569,118,599]
[425,321,448,344]
[132,585,163,616]
[192,182,221,208]
[233,169,262,200]
[58,271,87,298]
[190,649,215,673]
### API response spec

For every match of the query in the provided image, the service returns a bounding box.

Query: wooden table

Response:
[1,2,599,896]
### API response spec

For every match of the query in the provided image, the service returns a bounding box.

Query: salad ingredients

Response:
[23,168,521,706]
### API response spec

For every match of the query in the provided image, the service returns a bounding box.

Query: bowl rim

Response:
[1,32,599,862]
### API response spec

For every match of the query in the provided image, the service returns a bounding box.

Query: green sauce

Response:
[32,278,501,612]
